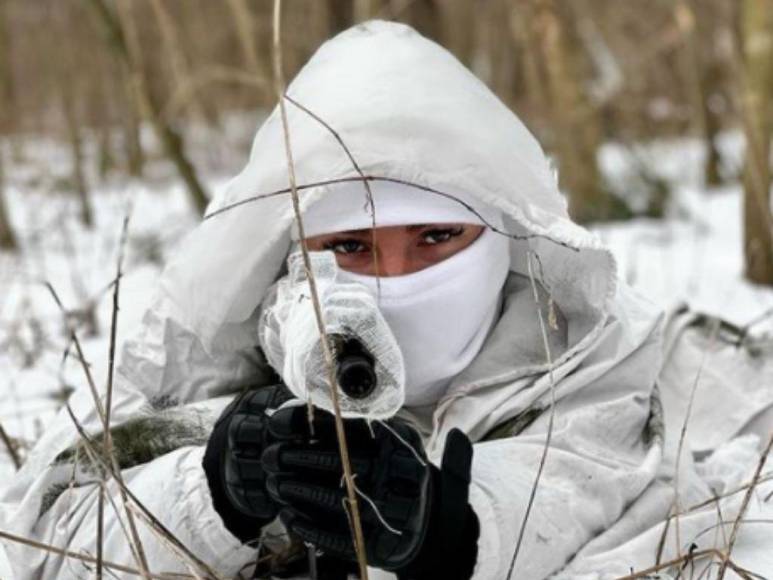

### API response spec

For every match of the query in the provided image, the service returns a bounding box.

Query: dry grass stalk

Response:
[0,420,20,469]
[96,210,130,579]
[63,403,226,580]
[163,66,269,120]
[63,403,150,576]
[203,174,574,250]
[671,317,722,562]
[506,250,559,579]
[614,547,752,579]
[716,433,773,579]
[128,504,207,580]
[283,95,381,289]
[271,1,369,576]
[0,529,192,579]
[45,278,152,579]
[679,473,773,515]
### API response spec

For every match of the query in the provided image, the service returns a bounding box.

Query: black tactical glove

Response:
[262,406,479,579]
[203,384,293,543]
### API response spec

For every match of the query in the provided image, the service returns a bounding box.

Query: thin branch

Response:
[203,174,577,251]
[271,1,369,577]
[678,473,773,515]
[283,96,380,287]
[0,529,191,579]
[507,250,559,579]
[46,280,152,579]
[64,404,150,578]
[672,317,722,562]
[63,404,226,580]
[99,207,131,580]
[717,433,773,579]
[615,548,723,579]
[0,421,20,469]
[44,282,107,426]
[128,504,207,580]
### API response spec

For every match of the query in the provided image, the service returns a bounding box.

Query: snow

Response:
[595,131,773,330]
[2,129,772,457]
[0,127,771,579]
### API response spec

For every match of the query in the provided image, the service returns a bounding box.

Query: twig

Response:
[63,404,226,580]
[717,433,773,579]
[98,207,132,580]
[615,548,721,579]
[64,404,149,576]
[44,282,107,424]
[0,421,21,469]
[690,518,773,546]
[672,317,721,563]
[105,209,130,450]
[283,96,380,289]
[0,529,191,579]
[46,280,152,579]
[128,504,207,580]
[507,250,558,579]
[677,473,773,515]
[271,2,369,577]
[202,174,578,251]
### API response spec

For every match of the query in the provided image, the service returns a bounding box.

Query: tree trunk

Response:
[49,2,94,228]
[533,0,629,223]
[224,0,273,106]
[701,60,724,186]
[0,144,15,250]
[0,0,17,250]
[148,0,217,126]
[676,0,724,188]
[354,0,383,22]
[121,72,145,177]
[86,0,209,215]
[60,82,94,228]
[741,0,773,285]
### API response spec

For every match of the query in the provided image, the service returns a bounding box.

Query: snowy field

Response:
[1,127,772,487]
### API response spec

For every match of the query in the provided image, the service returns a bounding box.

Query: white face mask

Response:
[339,227,510,406]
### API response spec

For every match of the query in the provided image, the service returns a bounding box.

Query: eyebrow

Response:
[332,224,458,236]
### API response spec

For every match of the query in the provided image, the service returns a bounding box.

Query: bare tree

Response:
[528,0,630,223]
[148,0,216,126]
[0,145,15,250]
[674,0,724,188]
[86,0,209,215]
[53,3,94,228]
[60,82,94,228]
[740,0,773,285]
[0,0,17,250]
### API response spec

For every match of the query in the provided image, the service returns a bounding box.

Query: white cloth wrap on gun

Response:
[259,250,405,420]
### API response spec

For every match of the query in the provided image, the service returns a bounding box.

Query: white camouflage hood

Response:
[158,20,617,379]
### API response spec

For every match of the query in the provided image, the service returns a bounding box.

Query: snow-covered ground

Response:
[596,131,773,329]
[1,127,771,487]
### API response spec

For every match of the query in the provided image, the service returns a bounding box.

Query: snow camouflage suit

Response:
[2,20,772,580]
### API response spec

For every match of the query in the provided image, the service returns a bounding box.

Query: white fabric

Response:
[1,20,770,580]
[258,251,406,419]
[293,179,505,239]
[339,226,510,406]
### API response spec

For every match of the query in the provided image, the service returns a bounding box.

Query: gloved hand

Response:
[203,384,293,543]
[262,406,479,579]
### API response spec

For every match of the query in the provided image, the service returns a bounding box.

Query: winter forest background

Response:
[0,0,772,536]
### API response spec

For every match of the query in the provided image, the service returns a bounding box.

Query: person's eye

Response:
[323,239,369,254]
[421,226,465,245]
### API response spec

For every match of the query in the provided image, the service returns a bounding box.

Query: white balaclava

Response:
[294,181,511,407]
